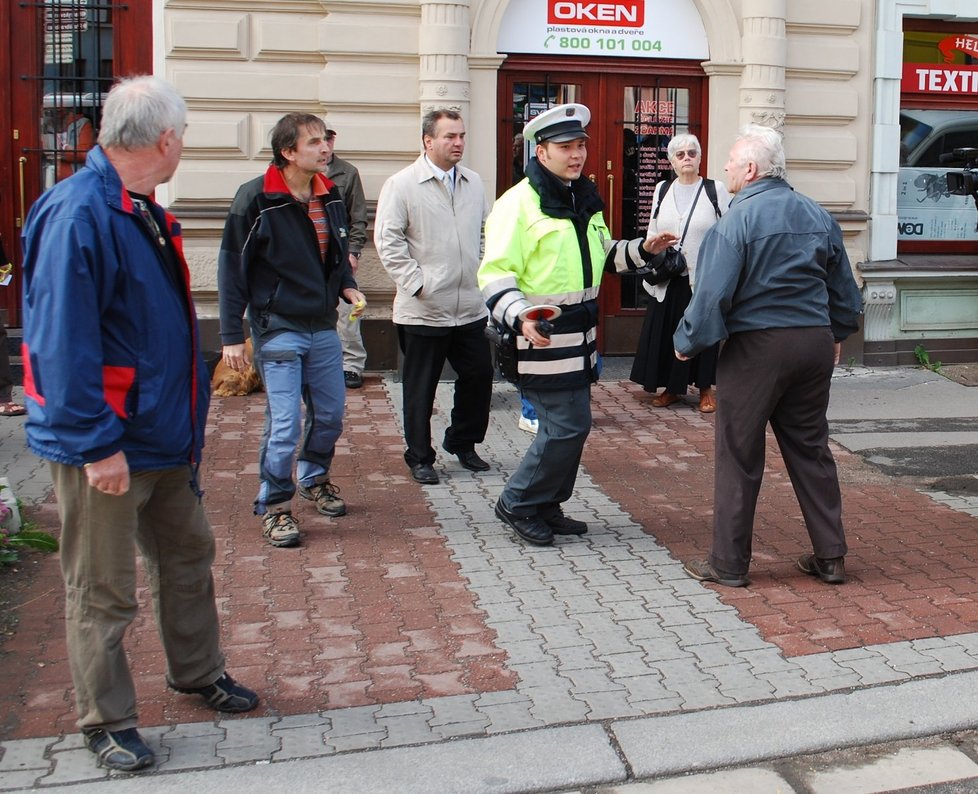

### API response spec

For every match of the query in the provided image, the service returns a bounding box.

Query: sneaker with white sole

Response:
[170,672,259,713]
[83,727,155,771]
[518,415,539,434]
[261,511,300,547]
[298,480,346,517]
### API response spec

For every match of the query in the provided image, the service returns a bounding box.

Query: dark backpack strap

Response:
[702,178,722,218]
[652,177,673,220]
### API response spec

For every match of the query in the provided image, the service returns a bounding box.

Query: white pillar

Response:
[739,0,787,132]
[419,0,471,121]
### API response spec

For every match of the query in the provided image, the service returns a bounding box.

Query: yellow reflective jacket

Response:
[479,159,650,390]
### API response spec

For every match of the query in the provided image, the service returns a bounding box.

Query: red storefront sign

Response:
[937,35,978,64]
[902,63,978,95]
[546,0,645,27]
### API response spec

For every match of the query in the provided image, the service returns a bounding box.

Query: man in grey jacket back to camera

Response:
[374,108,493,486]
[675,123,863,589]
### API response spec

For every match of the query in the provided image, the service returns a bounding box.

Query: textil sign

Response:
[903,34,978,96]
[497,0,708,59]
[902,65,978,95]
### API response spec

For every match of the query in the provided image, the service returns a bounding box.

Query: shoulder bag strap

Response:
[676,180,704,252]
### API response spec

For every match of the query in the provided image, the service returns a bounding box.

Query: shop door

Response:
[499,57,706,354]
[0,0,151,326]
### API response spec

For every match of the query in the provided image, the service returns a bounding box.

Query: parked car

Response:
[900,109,978,167]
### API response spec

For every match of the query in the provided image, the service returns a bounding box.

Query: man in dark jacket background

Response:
[219,113,365,548]
[675,123,863,588]
[325,127,370,389]
[21,75,258,773]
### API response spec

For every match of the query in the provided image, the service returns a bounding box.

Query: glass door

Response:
[498,60,706,353]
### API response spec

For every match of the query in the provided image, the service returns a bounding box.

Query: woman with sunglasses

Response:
[630,134,730,413]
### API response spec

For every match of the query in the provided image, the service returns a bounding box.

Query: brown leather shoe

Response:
[683,558,750,588]
[698,389,716,413]
[652,392,680,408]
[797,554,846,584]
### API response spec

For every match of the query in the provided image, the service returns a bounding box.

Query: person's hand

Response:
[348,253,360,275]
[222,343,249,373]
[675,349,690,362]
[833,341,842,365]
[522,319,551,347]
[343,289,367,318]
[84,450,130,496]
[643,232,679,255]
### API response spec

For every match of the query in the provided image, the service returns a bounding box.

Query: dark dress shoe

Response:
[494,499,553,546]
[453,449,490,472]
[683,558,750,588]
[797,554,845,584]
[541,509,588,535]
[410,463,439,484]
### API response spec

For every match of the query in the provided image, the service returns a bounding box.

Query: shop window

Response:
[898,23,978,252]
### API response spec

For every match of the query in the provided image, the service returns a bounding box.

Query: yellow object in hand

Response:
[349,299,366,323]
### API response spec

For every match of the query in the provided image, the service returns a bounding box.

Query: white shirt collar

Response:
[425,154,456,184]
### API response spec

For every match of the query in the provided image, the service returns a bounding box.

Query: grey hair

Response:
[97,76,187,150]
[667,133,701,161]
[422,108,462,140]
[733,124,786,179]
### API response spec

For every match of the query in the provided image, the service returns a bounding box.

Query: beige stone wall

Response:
[783,0,872,266]
[162,0,876,296]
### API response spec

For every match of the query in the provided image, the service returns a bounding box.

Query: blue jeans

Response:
[253,329,345,512]
[520,394,537,421]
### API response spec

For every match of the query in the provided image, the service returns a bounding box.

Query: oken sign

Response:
[498,0,708,60]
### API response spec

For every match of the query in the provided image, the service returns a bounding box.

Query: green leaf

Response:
[7,530,59,553]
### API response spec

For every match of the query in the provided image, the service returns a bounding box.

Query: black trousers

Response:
[710,327,848,575]
[397,320,493,468]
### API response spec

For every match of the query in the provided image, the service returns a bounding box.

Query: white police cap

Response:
[523,103,591,144]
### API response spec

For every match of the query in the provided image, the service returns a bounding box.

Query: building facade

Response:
[2,0,976,364]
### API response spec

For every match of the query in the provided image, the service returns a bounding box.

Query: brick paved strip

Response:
[585,380,978,656]
[0,383,515,741]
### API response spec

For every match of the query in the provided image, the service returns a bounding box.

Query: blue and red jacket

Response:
[21,145,209,472]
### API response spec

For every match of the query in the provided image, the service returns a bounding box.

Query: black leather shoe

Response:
[542,509,588,535]
[797,554,846,584]
[495,499,553,546]
[683,559,750,588]
[449,448,490,471]
[410,463,439,484]
[344,370,363,389]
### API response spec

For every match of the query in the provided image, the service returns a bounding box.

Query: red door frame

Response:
[0,0,152,326]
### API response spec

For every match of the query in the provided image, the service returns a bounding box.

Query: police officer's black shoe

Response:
[542,509,588,535]
[495,499,554,546]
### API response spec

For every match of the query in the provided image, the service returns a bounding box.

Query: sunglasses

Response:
[674,149,699,160]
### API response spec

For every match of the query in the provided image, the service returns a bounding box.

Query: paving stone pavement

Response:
[1,372,978,792]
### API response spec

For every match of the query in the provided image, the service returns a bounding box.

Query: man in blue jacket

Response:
[219,113,365,547]
[21,76,258,772]
[675,124,863,588]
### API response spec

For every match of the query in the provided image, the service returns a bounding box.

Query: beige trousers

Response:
[51,462,225,731]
